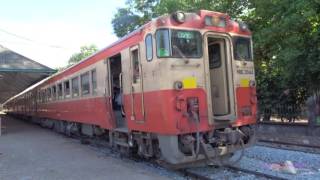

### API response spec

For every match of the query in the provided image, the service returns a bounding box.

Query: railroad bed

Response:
[86,137,320,180]
[2,116,320,180]
[184,145,320,179]
[257,121,320,137]
[257,121,320,154]
[69,124,320,179]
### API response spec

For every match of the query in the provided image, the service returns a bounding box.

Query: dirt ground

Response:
[0,116,171,180]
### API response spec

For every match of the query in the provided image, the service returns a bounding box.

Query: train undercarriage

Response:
[10,114,255,168]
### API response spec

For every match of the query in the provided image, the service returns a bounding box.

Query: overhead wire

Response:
[0,27,73,50]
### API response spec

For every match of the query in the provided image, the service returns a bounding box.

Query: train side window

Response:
[81,72,90,96]
[57,83,63,100]
[64,80,71,98]
[91,69,97,94]
[39,91,42,103]
[156,29,171,57]
[52,86,57,100]
[44,89,47,102]
[131,49,140,83]
[47,88,50,102]
[48,88,52,101]
[42,91,45,103]
[37,91,41,103]
[145,34,153,61]
[72,77,79,98]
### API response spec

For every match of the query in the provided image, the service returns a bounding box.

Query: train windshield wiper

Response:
[172,45,189,64]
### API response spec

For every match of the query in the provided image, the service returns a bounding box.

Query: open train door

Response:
[107,54,127,128]
[204,33,236,124]
[129,45,145,123]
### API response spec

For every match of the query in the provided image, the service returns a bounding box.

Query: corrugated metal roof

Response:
[0,45,56,104]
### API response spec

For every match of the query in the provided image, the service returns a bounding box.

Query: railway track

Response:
[257,121,320,154]
[77,132,289,180]
[257,140,320,154]
[182,165,287,180]
[15,118,318,180]
[258,139,320,149]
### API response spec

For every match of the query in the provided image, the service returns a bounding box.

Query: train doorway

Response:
[108,54,126,128]
[205,35,235,123]
[129,45,145,122]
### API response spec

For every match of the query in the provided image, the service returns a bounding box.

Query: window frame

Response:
[131,49,140,84]
[71,76,80,98]
[145,33,153,61]
[57,83,63,100]
[155,28,203,59]
[208,43,222,69]
[171,29,203,58]
[233,36,252,61]
[64,80,71,98]
[52,86,57,101]
[47,87,52,102]
[91,69,97,95]
[41,90,45,103]
[80,72,90,96]
[155,28,171,58]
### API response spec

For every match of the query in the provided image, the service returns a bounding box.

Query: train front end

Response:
[153,10,257,166]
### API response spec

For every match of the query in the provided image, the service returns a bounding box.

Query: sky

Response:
[0,0,126,68]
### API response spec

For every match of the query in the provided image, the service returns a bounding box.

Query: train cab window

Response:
[156,29,202,58]
[81,72,90,95]
[52,86,57,100]
[145,34,153,61]
[57,83,63,99]
[72,77,79,98]
[91,69,97,94]
[156,29,170,57]
[171,30,202,58]
[64,80,71,98]
[131,49,140,83]
[233,37,252,61]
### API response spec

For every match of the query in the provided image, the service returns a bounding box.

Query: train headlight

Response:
[174,81,183,90]
[172,11,186,23]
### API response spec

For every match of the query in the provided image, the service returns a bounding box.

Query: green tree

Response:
[68,45,98,66]
[112,0,250,37]
[248,0,320,116]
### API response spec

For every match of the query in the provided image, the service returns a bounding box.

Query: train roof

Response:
[4,10,251,105]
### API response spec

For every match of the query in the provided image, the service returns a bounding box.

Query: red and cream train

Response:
[4,10,257,167]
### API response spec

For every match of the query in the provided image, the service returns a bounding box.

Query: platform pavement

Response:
[0,116,171,180]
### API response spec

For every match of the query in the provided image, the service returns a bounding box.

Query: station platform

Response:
[0,116,170,180]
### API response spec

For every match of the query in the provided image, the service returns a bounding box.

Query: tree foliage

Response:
[68,45,98,66]
[249,0,320,114]
[112,0,320,117]
[112,0,250,37]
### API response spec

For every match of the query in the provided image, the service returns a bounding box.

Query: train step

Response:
[114,127,129,133]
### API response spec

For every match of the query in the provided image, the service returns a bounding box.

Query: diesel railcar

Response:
[4,10,257,167]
